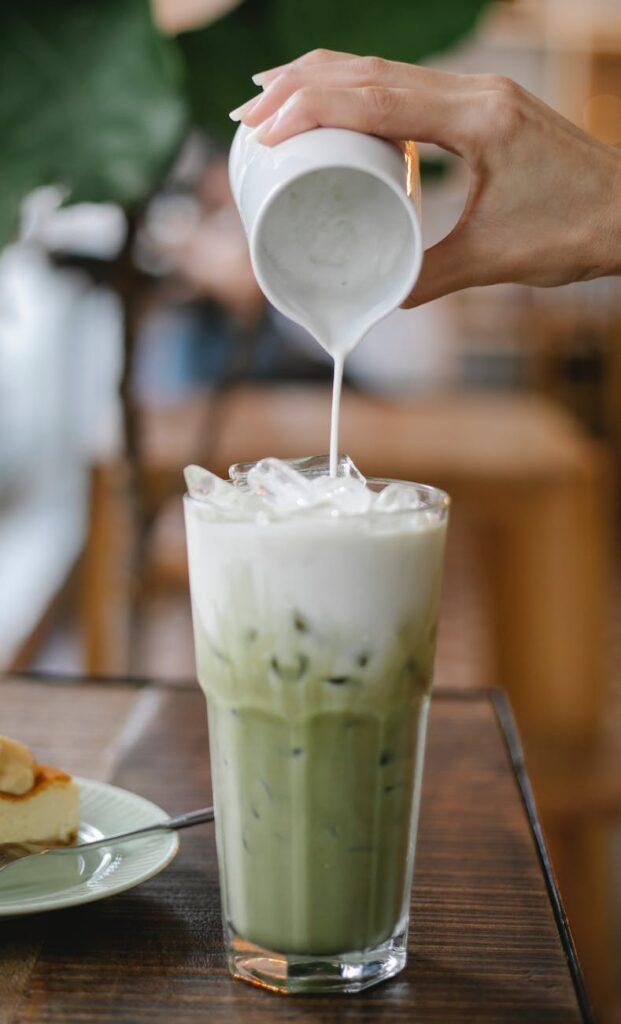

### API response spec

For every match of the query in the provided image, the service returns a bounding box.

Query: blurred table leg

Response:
[81,462,133,675]
[485,465,610,745]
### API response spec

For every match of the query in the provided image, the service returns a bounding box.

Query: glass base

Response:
[226,924,408,994]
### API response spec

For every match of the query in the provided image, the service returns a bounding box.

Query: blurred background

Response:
[1,0,621,1016]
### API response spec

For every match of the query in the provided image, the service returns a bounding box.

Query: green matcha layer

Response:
[196,613,433,956]
[193,608,436,718]
[208,696,428,955]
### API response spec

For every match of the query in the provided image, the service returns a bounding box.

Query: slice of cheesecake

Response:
[0,737,79,845]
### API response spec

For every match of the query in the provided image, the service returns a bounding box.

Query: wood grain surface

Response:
[0,675,590,1023]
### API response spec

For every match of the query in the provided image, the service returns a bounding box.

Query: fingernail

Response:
[229,95,261,122]
[252,72,268,86]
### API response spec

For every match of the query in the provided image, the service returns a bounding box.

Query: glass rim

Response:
[184,477,450,520]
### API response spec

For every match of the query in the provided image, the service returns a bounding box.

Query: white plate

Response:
[0,777,179,916]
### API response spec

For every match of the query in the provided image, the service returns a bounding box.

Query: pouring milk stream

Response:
[229,127,423,472]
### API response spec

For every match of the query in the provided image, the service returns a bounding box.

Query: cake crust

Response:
[0,765,71,802]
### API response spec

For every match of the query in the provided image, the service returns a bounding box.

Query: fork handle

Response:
[57,807,215,854]
[162,808,215,831]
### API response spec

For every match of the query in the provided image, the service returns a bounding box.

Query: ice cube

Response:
[227,460,252,489]
[336,455,366,484]
[310,475,372,514]
[184,464,230,501]
[373,482,422,513]
[246,457,314,512]
[229,454,366,486]
[184,464,261,517]
[282,454,366,483]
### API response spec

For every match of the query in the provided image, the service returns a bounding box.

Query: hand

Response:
[231,50,621,307]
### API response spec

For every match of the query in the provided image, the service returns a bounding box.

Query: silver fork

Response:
[0,806,214,876]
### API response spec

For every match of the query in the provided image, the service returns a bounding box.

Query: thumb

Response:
[403,224,487,308]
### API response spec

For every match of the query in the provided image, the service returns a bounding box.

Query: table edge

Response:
[490,689,595,1024]
[0,672,517,700]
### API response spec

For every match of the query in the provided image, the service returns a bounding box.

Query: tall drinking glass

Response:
[184,464,449,994]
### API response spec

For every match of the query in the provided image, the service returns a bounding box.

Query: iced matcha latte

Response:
[184,455,448,993]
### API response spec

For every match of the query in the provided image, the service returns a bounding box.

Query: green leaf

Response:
[274,0,490,67]
[0,0,188,248]
[179,2,282,145]
[179,0,490,142]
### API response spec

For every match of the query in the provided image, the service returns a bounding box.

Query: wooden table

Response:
[1,674,592,1024]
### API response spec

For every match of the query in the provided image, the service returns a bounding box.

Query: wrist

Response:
[598,146,621,278]
[611,151,621,275]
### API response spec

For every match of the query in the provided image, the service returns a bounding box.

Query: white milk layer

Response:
[184,500,447,716]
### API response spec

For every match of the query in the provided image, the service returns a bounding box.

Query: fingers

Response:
[236,58,450,130]
[252,48,355,88]
[230,50,472,155]
[249,84,463,153]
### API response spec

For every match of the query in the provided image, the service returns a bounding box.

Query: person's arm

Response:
[230,50,621,307]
